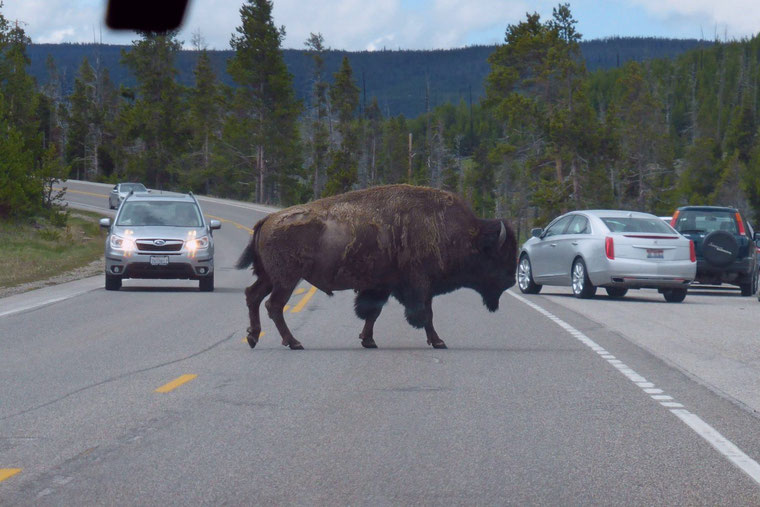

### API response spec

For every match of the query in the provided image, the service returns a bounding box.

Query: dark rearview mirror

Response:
[106,0,189,31]
[531,228,543,238]
[99,218,111,229]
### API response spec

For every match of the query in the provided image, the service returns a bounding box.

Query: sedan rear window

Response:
[602,217,675,234]
[116,201,202,227]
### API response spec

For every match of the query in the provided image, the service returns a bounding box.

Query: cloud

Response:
[628,0,760,38]
[36,27,76,44]
[5,0,527,50]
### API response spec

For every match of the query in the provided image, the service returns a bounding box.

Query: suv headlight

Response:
[110,234,136,254]
[186,235,209,255]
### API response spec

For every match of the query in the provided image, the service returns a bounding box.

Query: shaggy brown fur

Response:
[237,184,517,349]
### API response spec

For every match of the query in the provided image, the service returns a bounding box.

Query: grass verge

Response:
[0,210,106,291]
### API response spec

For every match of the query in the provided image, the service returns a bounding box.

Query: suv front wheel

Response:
[199,273,214,292]
[105,274,122,291]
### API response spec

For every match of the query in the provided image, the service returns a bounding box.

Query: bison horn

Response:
[498,221,506,249]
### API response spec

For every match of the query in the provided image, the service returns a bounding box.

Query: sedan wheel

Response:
[571,259,596,299]
[663,288,687,303]
[605,287,628,299]
[518,256,542,294]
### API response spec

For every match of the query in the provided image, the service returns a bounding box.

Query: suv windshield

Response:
[673,210,737,234]
[116,201,203,227]
[120,183,147,193]
[602,217,674,234]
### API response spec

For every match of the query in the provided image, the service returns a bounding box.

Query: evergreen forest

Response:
[3,0,760,238]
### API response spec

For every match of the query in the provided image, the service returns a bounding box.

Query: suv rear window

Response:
[601,217,674,234]
[116,201,202,227]
[672,210,737,234]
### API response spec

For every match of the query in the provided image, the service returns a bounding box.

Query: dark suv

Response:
[670,206,759,296]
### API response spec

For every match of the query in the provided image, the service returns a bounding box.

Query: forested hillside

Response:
[4,0,760,237]
[27,36,707,118]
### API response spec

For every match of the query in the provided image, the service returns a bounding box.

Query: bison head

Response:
[475,219,517,311]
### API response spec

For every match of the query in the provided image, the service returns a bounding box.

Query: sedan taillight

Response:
[605,236,614,260]
[689,240,696,262]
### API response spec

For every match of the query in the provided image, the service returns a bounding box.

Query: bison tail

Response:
[235,219,265,271]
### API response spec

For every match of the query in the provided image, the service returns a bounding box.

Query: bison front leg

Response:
[355,289,391,348]
[265,283,303,350]
[422,297,447,349]
[245,278,272,349]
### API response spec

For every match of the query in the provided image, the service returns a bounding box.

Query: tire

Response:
[571,258,596,299]
[663,288,687,303]
[105,274,122,291]
[740,269,759,297]
[702,230,739,267]
[605,287,628,299]
[517,255,542,294]
[199,273,214,292]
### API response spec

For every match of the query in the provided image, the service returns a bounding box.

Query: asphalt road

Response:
[2,181,760,504]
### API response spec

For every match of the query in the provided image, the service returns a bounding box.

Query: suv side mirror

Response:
[754,232,760,242]
[209,220,221,231]
[99,218,111,229]
[531,228,543,238]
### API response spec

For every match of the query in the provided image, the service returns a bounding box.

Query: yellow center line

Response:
[0,469,21,482]
[155,374,198,393]
[207,214,253,233]
[55,186,108,198]
[293,287,306,295]
[290,286,317,313]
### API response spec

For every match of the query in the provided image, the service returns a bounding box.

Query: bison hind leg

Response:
[354,289,390,320]
[355,289,390,348]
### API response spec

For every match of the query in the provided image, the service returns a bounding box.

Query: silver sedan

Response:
[109,182,149,209]
[517,210,697,302]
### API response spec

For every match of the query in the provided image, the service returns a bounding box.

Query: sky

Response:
[3,0,760,50]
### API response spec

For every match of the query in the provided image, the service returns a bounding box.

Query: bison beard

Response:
[237,184,517,350]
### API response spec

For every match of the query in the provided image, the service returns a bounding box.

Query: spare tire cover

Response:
[702,230,739,267]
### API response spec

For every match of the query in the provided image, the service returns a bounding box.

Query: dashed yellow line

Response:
[293,287,306,295]
[207,214,252,233]
[155,374,197,393]
[0,469,21,482]
[290,286,317,313]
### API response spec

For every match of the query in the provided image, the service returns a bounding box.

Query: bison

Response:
[236,184,517,350]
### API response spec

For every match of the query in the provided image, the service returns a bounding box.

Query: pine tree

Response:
[186,33,223,194]
[121,31,187,188]
[324,56,360,195]
[304,32,330,199]
[227,0,302,204]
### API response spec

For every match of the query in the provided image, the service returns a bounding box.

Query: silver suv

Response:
[99,192,221,291]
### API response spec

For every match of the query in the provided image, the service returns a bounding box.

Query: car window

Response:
[120,183,147,193]
[543,216,573,237]
[566,215,590,234]
[673,210,737,234]
[116,201,202,227]
[602,217,674,234]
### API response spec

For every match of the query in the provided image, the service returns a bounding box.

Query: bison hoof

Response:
[289,343,304,350]
[247,337,258,349]
[361,337,378,349]
[428,339,447,349]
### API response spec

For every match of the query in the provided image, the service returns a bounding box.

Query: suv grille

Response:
[136,239,183,252]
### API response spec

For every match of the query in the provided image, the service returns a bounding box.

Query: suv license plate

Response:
[646,249,664,259]
[150,256,169,266]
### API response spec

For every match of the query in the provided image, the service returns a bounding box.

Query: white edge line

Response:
[671,408,760,484]
[0,287,99,318]
[508,290,760,487]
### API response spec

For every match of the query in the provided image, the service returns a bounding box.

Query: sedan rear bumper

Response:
[589,258,696,289]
